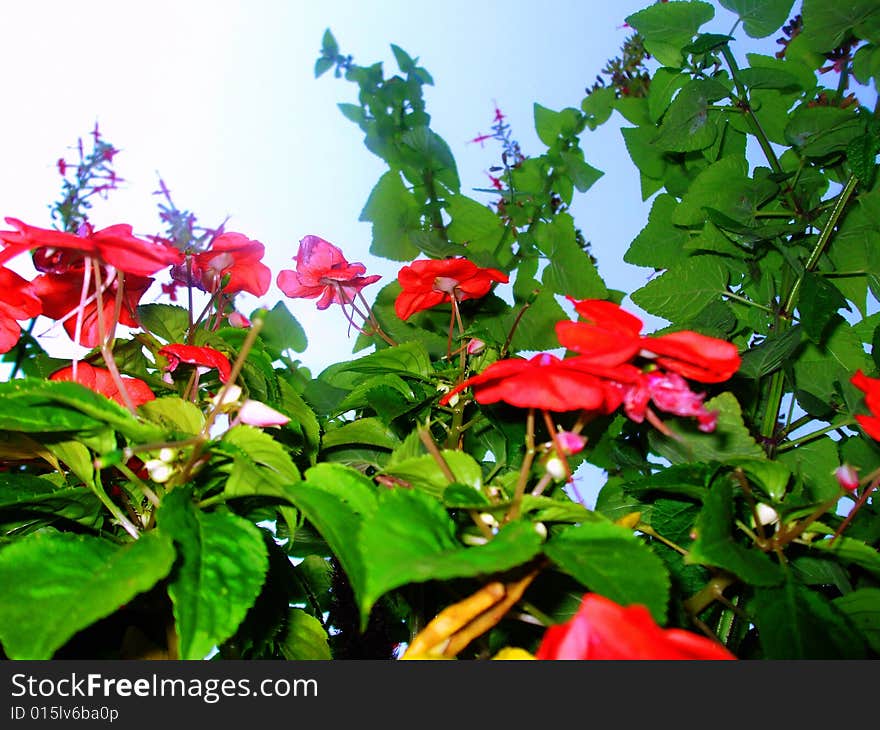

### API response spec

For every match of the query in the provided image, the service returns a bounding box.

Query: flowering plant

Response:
[0,0,878,661]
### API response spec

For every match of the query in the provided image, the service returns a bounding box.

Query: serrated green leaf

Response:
[625,194,690,269]
[653,80,727,152]
[534,103,582,147]
[752,578,867,658]
[0,530,175,659]
[625,1,716,67]
[785,105,864,158]
[544,521,671,623]
[358,489,544,626]
[0,379,163,443]
[800,0,880,53]
[737,326,802,378]
[259,300,307,356]
[158,489,269,660]
[278,379,320,465]
[280,608,331,660]
[718,0,796,38]
[811,535,880,579]
[342,340,433,379]
[537,214,607,299]
[359,170,422,261]
[137,303,190,343]
[834,588,880,654]
[221,425,301,499]
[321,417,399,451]
[303,462,378,517]
[630,256,729,322]
[446,194,507,263]
[798,272,850,343]
[139,397,205,436]
[379,450,484,498]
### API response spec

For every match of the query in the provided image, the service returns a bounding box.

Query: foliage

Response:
[0,0,879,660]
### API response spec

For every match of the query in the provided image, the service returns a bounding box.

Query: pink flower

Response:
[277,235,381,310]
[0,266,42,353]
[624,370,718,432]
[556,431,587,455]
[158,344,232,383]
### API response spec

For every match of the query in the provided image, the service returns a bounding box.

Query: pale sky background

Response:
[0,0,768,372]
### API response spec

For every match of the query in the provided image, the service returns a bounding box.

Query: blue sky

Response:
[0,0,766,372]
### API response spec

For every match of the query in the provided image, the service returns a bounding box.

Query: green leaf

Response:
[446,194,507,264]
[834,588,880,654]
[341,340,433,379]
[321,28,338,56]
[534,103,583,147]
[0,530,175,659]
[737,459,792,501]
[687,478,785,585]
[359,171,422,261]
[379,450,484,498]
[630,256,729,322]
[718,0,796,38]
[537,213,607,299]
[158,489,270,660]
[652,80,728,152]
[621,125,668,181]
[650,392,766,465]
[277,379,321,465]
[0,474,103,528]
[785,105,864,158]
[221,425,301,499]
[737,326,802,378]
[811,535,880,580]
[581,87,616,129]
[137,303,190,344]
[623,464,713,502]
[624,194,690,269]
[321,417,399,451]
[625,1,716,67]
[544,521,671,624]
[798,272,850,343]
[792,315,872,403]
[259,301,307,356]
[559,149,603,193]
[303,462,378,517]
[800,0,880,53]
[752,578,867,658]
[507,286,568,352]
[139,397,205,436]
[358,489,544,626]
[401,127,459,190]
[314,56,334,79]
[0,379,163,443]
[279,608,331,660]
[390,43,414,73]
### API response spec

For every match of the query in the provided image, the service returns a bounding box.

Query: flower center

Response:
[432,276,460,295]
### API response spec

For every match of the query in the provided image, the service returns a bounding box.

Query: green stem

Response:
[776,421,854,453]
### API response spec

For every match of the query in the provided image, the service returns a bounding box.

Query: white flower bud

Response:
[145,459,174,484]
[211,385,242,409]
[755,503,779,526]
[533,522,547,539]
[545,456,567,481]
[158,447,177,463]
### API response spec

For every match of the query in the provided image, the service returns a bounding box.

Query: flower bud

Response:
[755,503,779,526]
[144,459,174,483]
[834,464,859,491]
[238,399,290,427]
[466,338,486,356]
[211,385,243,409]
[158,447,177,463]
[556,431,586,455]
[227,311,251,328]
[545,456,568,481]
[533,522,547,539]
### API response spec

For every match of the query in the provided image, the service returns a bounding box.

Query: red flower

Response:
[394,257,508,321]
[439,352,639,412]
[852,370,880,441]
[49,362,156,408]
[0,266,42,353]
[173,232,271,297]
[0,218,183,277]
[158,343,232,383]
[33,269,153,348]
[536,593,736,660]
[557,298,740,383]
[277,235,381,310]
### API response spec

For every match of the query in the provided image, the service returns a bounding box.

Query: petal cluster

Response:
[395,257,508,321]
[277,235,380,309]
[535,593,736,660]
[158,344,232,383]
[173,232,271,297]
[0,267,42,353]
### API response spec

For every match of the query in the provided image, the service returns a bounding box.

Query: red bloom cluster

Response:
[170,232,271,297]
[277,235,381,309]
[536,593,736,660]
[158,344,232,384]
[0,267,42,353]
[394,257,508,321]
[852,370,880,441]
[441,298,740,434]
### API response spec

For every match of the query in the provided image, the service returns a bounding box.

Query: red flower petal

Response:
[158,344,232,383]
[646,330,741,383]
[852,370,880,440]
[0,267,41,353]
[50,363,156,408]
[190,232,271,296]
[535,593,736,660]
